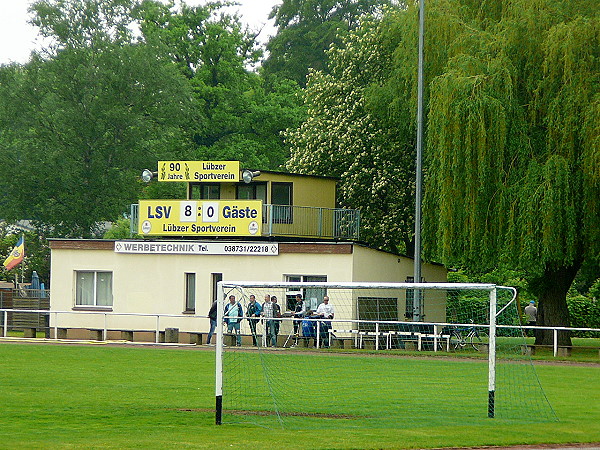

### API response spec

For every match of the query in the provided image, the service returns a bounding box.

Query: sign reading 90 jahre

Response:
[139,200,262,236]
[158,161,240,182]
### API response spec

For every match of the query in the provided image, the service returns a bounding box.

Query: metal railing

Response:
[2,308,598,357]
[130,203,360,240]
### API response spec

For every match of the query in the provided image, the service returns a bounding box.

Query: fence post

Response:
[53,311,58,340]
[155,315,160,343]
[316,320,320,349]
[3,310,6,337]
[553,328,558,357]
[103,313,107,341]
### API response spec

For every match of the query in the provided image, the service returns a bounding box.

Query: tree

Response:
[422,0,599,345]
[137,0,304,169]
[286,14,416,253]
[0,0,193,237]
[263,0,391,88]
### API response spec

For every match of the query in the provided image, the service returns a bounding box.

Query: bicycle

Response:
[450,322,487,351]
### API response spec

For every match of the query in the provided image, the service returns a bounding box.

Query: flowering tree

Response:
[286,16,416,254]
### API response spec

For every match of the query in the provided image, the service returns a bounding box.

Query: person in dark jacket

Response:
[206,301,217,345]
[246,294,262,346]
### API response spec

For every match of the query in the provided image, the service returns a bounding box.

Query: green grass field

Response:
[0,342,598,449]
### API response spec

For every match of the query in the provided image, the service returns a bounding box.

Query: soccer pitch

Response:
[0,342,598,449]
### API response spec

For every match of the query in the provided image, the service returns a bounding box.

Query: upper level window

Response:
[236,183,266,202]
[190,184,220,199]
[76,271,113,307]
[271,182,293,224]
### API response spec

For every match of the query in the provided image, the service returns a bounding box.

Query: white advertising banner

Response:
[114,241,279,256]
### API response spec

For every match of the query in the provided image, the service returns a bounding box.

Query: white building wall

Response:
[50,243,353,333]
[49,241,447,335]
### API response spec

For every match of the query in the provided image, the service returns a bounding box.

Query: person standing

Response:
[315,296,334,348]
[206,300,217,345]
[271,296,282,347]
[261,294,273,347]
[224,295,243,346]
[291,294,307,347]
[246,294,262,346]
[524,300,538,337]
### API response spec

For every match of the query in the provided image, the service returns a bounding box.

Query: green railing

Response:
[130,204,360,241]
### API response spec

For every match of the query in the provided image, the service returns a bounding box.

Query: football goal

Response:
[214,281,556,429]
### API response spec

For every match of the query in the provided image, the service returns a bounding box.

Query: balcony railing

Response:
[130,204,360,241]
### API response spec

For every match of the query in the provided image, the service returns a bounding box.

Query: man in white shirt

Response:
[315,296,334,347]
[261,294,276,347]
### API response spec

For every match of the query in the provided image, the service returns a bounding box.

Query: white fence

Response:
[1,308,598,357]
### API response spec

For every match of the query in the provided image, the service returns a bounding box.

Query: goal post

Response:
[215,281,555,429]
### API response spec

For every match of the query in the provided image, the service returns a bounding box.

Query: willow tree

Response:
[423,0,599,345]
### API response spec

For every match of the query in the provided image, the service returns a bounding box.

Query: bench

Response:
[328,329,361,349]
[522,344,600,358]
[417,332,451,352]
[89,329,104,341]
[188,332,204,345]
[120,330,134,341]
[23,327,37,338]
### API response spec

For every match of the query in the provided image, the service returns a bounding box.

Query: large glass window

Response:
[185,273,196,312]
[284,275,326,312]
[76,271,113,307]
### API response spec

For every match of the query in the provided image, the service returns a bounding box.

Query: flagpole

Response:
[20,234,25,286]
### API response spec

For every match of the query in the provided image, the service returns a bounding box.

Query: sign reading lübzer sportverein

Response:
[158,161,240,182]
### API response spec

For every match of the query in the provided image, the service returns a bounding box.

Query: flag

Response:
[3,236,25,271]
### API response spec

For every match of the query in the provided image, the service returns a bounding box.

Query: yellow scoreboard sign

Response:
[158,161,240,182]
[139,200,262,236]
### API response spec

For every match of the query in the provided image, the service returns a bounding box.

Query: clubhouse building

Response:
[48,161,447,342]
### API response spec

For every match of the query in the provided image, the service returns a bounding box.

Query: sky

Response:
[0,0,281,65]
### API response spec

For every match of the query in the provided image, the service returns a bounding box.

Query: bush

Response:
[567,294,600,337]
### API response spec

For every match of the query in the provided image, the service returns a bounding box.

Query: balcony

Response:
[130,204,360,241]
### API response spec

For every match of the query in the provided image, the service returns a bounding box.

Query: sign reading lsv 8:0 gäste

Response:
[138,200,262,236]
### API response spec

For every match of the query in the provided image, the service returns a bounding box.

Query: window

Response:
[212,273,223,302]
[236,183,266,202]
[357,297,398,331]
[190,183,220,199]
[271,183,293,224]
[405,276,424,320]
[185,273,196,312]
[76,271,113,307]
[285,275,326,311]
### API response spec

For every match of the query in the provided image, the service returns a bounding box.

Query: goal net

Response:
[215,281,556,429]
